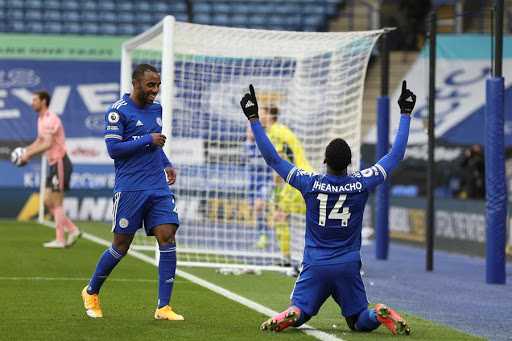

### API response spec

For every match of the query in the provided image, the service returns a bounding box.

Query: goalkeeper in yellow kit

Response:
[260,105,313,265]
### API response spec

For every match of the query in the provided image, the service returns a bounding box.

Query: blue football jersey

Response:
[104,94,170,192]
[285,164,387,265]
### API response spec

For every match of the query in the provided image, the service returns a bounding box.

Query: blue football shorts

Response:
[111,189,179,236]
[290,261,368,318]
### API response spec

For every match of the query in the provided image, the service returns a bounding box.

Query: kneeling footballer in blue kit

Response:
[240,81,416,335]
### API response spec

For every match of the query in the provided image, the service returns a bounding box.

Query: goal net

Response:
[121,16,381,271]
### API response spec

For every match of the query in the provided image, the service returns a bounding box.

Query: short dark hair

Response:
[132,63,159,80]
[324,138,352,172]
[35,90,51,106]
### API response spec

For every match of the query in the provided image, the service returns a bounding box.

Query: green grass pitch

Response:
[0,220,483,341]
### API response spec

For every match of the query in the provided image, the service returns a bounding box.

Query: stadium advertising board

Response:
[365,34,512,146]
[367,198,512,257]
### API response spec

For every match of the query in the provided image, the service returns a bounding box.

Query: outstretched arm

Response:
[249,118,294,180]
[376,114,411,176]
[362,80,416,190]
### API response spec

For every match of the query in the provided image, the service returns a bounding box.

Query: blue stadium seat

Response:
[66,11,80,22]
[100,23,117,35]
[118,12,135,24]
[153,12,168,22]
[169,2,187,12]
[211,13,230,26]
[134,2,151,12]
[153,2,170,13]
[99,11,116,23]
[231,2,251,14]
[44,10,61,22]
[193,2,211,14]
[63,22,82,35]
[247,15,265,27]
[82,22,99,35]
[194,13,211,25]
[81,11,99,23]
[25,0,43,9]
[27,22,44,33]
[10,21,26,33]
[8,0,23,9]
[7,9,24,20]
[116,2,134,12]
[230,14,248,27]
[25,10,43,21]
[98,1,115,11]
[62,0,80,11]
[304,4,326,15]
[175,13,188,22]
[45,0,60,10]
[44,22,63,34]
[82,1,97,11]
[212,2,231,13]
[137,24,153,33]
[118,24,136,36]
[138,13,153,23]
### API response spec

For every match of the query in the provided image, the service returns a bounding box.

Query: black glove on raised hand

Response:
[398,80,416,115]
[240,84,259,120]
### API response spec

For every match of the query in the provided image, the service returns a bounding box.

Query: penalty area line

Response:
[39,222,344,341]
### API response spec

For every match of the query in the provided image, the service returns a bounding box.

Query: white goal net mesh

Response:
[123,17,381,270]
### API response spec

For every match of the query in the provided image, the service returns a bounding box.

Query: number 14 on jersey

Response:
[317,194,351,227]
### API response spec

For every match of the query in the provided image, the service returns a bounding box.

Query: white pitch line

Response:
[39,222,344,341]
[0,276,167,283]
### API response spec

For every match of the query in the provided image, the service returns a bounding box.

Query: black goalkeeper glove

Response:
[240,84,259,120]
[398,80,416,115]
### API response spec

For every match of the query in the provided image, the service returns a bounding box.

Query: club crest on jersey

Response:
[119,218,129,228]
[156,117,162,127]
[108,111,120,124]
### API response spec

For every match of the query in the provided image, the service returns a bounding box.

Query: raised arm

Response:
[362,81,416,190]
[377,114,411,176]
[240,85,294,180]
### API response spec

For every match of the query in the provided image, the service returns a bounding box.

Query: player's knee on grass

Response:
[345,315,358,331]
[292,309,311,327]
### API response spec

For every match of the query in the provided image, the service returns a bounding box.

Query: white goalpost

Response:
[119,16,381,271]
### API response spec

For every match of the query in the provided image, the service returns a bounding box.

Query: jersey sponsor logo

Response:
[136,120,144,127]
[119,218,129,228]
[107,111,120,124]
[131,135,143,140]
[312,180,362,192]
[156,117,162,127]
[106,125,118,131]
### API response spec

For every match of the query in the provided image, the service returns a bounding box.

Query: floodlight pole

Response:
[426,11,436,272]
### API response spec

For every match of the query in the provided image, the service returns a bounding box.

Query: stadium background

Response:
[0,1,511,340]
[1,0,511,256]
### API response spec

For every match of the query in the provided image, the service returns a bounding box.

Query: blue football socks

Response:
[157,243,177,308]
[355,308,381,331]
[87,245,125,294]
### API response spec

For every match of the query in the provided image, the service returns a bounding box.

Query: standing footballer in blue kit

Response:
[81,64,183,321]
[241,82,416,335]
